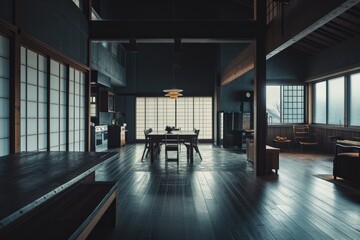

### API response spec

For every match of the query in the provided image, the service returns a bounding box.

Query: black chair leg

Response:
[195,146,202,161]
[141,147,148,161]
[194,146,202,161]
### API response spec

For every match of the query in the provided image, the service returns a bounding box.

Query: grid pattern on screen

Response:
[145,97,158,132]
[176,97,193,131]
[49,59,67,151]
[136,97,212,140]
[20,47,48,151]
[158,98,176,131]
[0,35,10,156]
[20,48,87,152]
[68,68,86,151]
[193,97,212,139]
[136,98,145,140]
[282,86,304,123]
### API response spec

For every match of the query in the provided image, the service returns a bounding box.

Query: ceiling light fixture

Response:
[163,39,183,100]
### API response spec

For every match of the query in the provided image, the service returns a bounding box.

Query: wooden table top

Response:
[0,151,118,228]
[273,139,291,143]
[337,139,360,146]
[148,131,197,136]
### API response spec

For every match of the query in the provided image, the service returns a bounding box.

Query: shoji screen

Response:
[20,47,48,151]
[49,59,67,151]
[176,97,193,131]
[68,68,86,151]
[193,97,212,139]
[0,35,9,156]
[157,97,175,131]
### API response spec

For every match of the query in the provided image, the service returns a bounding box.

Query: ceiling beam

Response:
[266,0,360,59]
[89,20,257,41]
[221,0,360,86]
[221,43,255,86]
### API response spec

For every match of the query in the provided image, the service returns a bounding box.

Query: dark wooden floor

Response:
[89,144,360,240]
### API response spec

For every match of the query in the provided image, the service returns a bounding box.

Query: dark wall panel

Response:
[96,0,253,20]
[311,126,360,154]
[20,0,88,65]
[0,0,13,23]
[267,125,293,146]
[220,71,253,113]
[91,43,126,86]
[118,43,217,96]
[267,125,360,154]
[267,48,307,84]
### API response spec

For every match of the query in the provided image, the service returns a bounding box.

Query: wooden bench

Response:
[0,181,117,240]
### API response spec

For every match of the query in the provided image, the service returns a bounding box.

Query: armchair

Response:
[333,144,360,182]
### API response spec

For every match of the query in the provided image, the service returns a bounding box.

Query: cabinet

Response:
[222,112,242,148]
[100,91,115,112]
[108,125,126,148]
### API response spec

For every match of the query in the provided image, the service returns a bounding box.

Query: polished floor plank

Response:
[89,144,360,240]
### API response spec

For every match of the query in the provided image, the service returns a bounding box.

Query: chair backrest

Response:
[293,125,310,140]
[165,133,179,146]
[144,128,153,145]
[194,129,200,145]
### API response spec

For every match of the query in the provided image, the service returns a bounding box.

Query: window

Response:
[266,86,280,124]
[350,73,360,126]
[136,97,213,140]
[328,77,344,125]
[0,35,9,156]
[313,77,345,125]
[266,85,304,124]
[283,86,304,123]
[314,81,326,124]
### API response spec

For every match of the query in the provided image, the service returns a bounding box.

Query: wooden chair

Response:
[293,124,318,152]
[172,127,183,151]
[165,133,180,165]
[141,128,152,161]
[183,129,202,161]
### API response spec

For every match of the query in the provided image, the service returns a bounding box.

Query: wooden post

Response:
[84,0,92,152]
[10,0,21,153]
[254,0,267,175]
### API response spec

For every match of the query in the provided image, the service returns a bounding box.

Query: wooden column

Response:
[254,0,267,175]
[10,0,21,153]
[84,0,92,152]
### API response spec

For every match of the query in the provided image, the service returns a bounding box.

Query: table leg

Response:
[190,137,194,162]
[150,137,154,163]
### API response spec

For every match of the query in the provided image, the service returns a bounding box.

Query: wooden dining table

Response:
[148,131,197,163]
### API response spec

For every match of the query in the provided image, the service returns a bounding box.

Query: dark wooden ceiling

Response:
[290,3,360,55]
